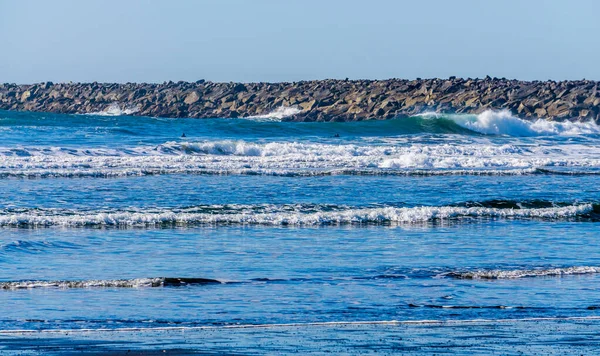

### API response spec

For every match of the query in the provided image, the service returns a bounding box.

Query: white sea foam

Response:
[247,106,302,121]
[0,277,222,289]
[420,110,600,136]
[1,139,599,178]
[87,103,139,116]
[0,204,592,227]
[448,266,600,279]
[0,278,164,289]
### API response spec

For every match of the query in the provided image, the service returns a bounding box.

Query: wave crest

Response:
[420,110,600,136]
[0,202,595,227]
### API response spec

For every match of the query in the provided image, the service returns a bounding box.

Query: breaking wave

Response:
[0,201,597,227]
[2,138,600,178]
[419,110,600,136]
[446,266,600,280]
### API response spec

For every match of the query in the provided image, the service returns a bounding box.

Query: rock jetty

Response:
[1,77,599,122]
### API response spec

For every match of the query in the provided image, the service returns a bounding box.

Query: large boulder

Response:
[184,91,200,105]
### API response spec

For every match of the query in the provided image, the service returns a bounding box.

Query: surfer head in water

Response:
[181,133,186,138]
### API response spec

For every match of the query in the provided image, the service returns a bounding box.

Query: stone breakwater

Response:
[1,77,599,122]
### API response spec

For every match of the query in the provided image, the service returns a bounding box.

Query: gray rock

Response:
[1,78,599,122]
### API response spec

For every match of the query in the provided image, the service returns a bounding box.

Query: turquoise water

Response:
[1,109,600,350]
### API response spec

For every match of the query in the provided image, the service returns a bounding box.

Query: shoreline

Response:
[1,77,599,122]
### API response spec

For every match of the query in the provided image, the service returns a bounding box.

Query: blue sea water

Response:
[1,108,600,352]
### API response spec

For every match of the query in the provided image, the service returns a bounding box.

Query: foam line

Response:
[2,137,600,178]
[3,316,600,334]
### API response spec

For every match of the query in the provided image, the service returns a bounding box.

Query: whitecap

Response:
[1,139,600,178]
[246,106,302,121]
[0,204,593,227]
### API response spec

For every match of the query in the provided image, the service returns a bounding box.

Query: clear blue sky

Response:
[1,0,598,83]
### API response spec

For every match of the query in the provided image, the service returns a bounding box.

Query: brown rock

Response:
[299,99,316,111]
[184,91,200,105]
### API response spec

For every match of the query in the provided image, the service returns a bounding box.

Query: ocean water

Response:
[1,108,600,352]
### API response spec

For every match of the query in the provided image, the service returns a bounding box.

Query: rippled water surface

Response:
[1,109,600,352]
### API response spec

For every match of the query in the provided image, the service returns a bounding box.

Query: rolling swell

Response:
[0,201,597,227]
[94,111,600,137]
[4,265,600,290]
[2,110,600,180]
[3,109,600,138]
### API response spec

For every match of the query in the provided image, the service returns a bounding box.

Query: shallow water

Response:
[4,319,600,355]
[1,109,599,351]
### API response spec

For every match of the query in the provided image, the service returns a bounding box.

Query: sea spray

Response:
[87,103,140,116]
[246,106,302,121]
